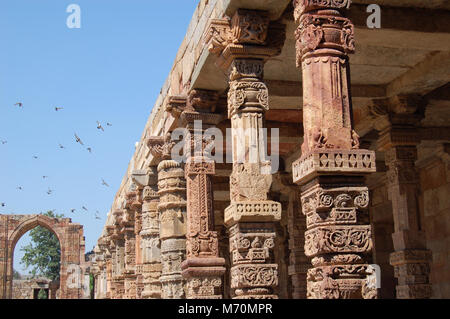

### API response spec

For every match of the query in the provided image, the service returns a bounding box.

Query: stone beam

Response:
[349,4,450,34]
[266,80,387,98]
[386,51,450,97]
[283,4,450,35]
[223,0,292,21]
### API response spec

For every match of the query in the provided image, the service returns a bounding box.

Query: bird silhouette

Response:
[14,102,23,108]
[101,179,109,187]
[107,122,112,127]
[17,186,23,190]
[71,208,76,213]
[59,144,65,149]
[95,211,101,220]
[87,147,92,153]
[42,176,48,180]
[46,188,53,195]
[1,203,5,207]
[55,107,64,111]
[1,140,7,145]
[96,121,104,132]
[33,155,38,159]
[74,133,84,145]
[82,206,88,211]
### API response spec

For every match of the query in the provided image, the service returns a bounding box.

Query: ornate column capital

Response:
[147,133,176,161]
[293,0,354,64]
[165,95,188,118]
[181,89,224,126]
[206,9,286,70]
[371,95,426,150]
[293,0,352,21]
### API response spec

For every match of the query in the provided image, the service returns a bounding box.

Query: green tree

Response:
[20,211,62,281]
[13,269,22,280]
[37,289,48,299]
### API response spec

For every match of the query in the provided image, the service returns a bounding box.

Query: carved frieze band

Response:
[293,150,376,184]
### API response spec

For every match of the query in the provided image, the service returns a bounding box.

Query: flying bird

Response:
[101,179,109,187]
[46,188,53,195]
[96,121,104,132]
[107,122,112,127]
[1,203,5,207]
[32,155,38,159]
[55,107,64,111]
[59,144,65,149]
[82,206,88,211]
[87,147,92,153]
[71,208,76,213]
[74,133,84,145]
[17,186,23,190]
[1,140,7,145]
[14,102,23,108]
[42,176,48,179]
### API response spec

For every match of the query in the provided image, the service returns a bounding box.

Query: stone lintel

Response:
[293,149,376,185]
[224,201,281,226]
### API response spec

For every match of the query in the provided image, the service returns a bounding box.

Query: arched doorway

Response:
[0,214,87,299]
[12,224,61,299]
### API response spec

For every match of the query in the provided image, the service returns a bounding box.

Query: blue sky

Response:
[0,0,199,273]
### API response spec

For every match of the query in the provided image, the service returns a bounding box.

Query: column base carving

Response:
[181,257,226,299]
[141,263,162,299]
[160,238,186,299]
[390,249,432,299]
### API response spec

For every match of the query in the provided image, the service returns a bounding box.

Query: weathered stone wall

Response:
[418,143,450,298]
[12,280,34,299]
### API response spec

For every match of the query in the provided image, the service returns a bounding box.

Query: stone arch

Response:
[0,214,87,299]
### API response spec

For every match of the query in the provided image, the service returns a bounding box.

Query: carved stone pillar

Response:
[131,179,144,299]
[292,0,377,299]
[136,167,163,299]
[375,97,432,299]
[104,228,114,299]
[178,90,226,299]
[111,210,125,299]
[148,133,187,299]
[122,185,141,299]
[207,9,286,299]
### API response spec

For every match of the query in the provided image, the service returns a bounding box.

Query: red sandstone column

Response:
[133,168,163,299]
[292,0,378,299]
[147,134,187,299]
[179,89,226,299]
[374,96,432,299]
[207,9,286,299]
[122,188,139,299]
[111,210,125,299]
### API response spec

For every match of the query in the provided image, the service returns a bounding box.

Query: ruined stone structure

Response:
[12,278,59,299]
[0,214,90,299]
[92,0,450,299]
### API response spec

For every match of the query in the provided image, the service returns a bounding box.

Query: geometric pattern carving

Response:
[293,150,376,184]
